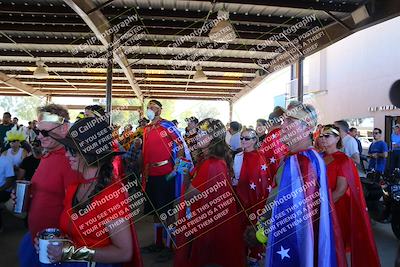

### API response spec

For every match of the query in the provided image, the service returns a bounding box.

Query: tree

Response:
[0,96,45,122]
[194,105,220,121]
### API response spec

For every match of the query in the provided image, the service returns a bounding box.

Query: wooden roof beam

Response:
[64,0,143,103]
[0,71,46,98]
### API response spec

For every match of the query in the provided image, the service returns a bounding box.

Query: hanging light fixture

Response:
[193,65,207,82]
[209,10,237,43]
[33,59,49,79]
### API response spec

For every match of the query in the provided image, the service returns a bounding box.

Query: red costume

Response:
[234,150,272,261]
[324,151,380,267]
[59,180,143,267]
[29,148,80,238]
[112,141,124,182]
[258,128,288,182]
[142,119,176,181]
[174,157,246,267]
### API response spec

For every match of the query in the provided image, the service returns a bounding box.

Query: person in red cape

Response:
[174,118,246,267]
[258,106,288,183]
[233,128,270,267]
[43,117,142,267]
[320,124,380,267]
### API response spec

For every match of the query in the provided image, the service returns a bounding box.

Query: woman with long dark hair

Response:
[319,124,380,267]
[174,118,246,267]
[40,117,142,267]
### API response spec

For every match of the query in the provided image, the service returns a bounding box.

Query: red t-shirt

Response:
[143,121,175,176]
[28,148,80,238]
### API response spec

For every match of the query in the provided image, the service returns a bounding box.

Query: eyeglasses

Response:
[37,123,64,137]
[65,146,77,157]
[240,136,255,141]
[319,134,334,139]
[373,132,380,135]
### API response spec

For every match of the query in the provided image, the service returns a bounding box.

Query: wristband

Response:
[61,244,95,262]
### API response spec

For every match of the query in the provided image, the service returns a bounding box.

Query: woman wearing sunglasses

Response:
[174,118,245,267]
[233,128,271,267]
[40,117,142,267]
[319,124,380,267]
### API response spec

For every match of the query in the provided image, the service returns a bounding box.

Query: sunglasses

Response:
[319,134,334,139]
[240,137,255,141]
[65,146,77,157]
[37,123,64,137]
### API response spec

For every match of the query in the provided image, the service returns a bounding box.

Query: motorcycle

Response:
[361,168,400,240]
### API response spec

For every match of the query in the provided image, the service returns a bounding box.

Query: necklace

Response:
[74,181,96,205]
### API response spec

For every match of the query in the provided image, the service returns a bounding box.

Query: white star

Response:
[259,178,262,182]
[277,246,290,260]
[250,182,256,190]
[271,133,277,139]
[270,157,276,164]
[267,185,272,192]
[261,164,267,171]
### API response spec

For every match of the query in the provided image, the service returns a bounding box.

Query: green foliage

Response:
[0,96,45,122]
[111,98,141,127]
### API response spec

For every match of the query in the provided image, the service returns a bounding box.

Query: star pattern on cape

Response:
[270,157,276,164]
[250,182,256,190]
[267,185,272,192]
[261,164,267,171]
[271,133,277,139]
[277,246,290,260]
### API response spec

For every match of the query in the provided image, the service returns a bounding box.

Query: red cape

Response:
[236,150,271,213]
[112,141,125,182]
[258,128,288,183]
[174,157,246,267]
[325,151,380,267]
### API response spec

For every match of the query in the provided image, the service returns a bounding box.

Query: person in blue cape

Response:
[249,101,347,267]
[141,99,192,262]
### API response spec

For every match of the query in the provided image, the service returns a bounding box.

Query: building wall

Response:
[232,67,290,127]
[308,16,400,133]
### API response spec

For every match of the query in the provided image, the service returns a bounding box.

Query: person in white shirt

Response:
[225,122,232,145]
[334,120,360,164]
[229,121,242,153]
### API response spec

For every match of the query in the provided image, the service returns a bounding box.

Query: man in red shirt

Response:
[141,100,191,260]
[17,104,80,267]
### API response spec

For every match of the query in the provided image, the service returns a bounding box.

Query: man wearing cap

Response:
[17,104,80,267]
[141,100,192,258]
[249,101,346,267]
[229,121,242,155]
[391,124,400,171]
